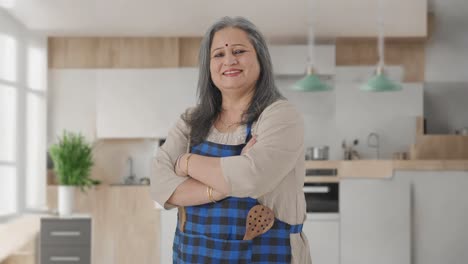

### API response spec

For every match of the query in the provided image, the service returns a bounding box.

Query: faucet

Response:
[367,132,380,159]
[125,156,136,184]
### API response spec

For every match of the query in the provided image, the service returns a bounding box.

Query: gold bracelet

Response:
[206,186,211,202]
[208,186,217,203]
[185,153,193,176]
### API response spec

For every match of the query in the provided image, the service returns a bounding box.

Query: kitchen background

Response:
[1,0,468,263]
[43,0,468,185]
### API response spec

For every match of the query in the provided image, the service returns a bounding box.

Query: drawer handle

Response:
[50,231,81,237]
[303,186,330,193]
[50,256,80,262]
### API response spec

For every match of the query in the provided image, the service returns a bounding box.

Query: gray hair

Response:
[183,16,284,145]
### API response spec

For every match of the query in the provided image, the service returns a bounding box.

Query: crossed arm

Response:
[167,137,256,206]
[150,101,303,209]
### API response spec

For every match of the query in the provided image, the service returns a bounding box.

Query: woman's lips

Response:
[223,69,242,77]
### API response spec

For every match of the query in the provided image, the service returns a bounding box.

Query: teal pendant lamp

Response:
[360,0,402,92]
[292,0,332,92]
[292,66,331,92]
[361,66,402,92]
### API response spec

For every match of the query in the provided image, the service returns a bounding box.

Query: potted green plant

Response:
[49,130,100,216]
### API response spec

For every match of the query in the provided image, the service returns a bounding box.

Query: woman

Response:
[151,16,311,264]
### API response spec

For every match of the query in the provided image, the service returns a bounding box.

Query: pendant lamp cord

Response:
[377,0,385,69]
[307,0,315,69]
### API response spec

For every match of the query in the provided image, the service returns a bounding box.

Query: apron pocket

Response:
[173,228,253,264]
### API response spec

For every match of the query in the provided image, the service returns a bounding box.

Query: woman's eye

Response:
[213,52,224,58]
[234,50,246,55]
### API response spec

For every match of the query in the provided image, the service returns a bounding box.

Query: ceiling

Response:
[2,0,427,39]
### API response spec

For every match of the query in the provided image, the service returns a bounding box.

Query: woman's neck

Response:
[221,89,254,113]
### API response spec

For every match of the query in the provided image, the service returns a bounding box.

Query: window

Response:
[0,84,16,162]
[0,16,47,219]
[25,92,47,209]
[0,167,17,215]
[0,33,16,82]
[0,33,18,218]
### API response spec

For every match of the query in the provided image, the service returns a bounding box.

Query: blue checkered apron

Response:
[173,123,303,263]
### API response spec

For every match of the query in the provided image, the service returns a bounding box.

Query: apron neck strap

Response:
[245,122,253,143]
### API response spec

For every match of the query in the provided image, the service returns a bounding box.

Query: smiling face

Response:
[209,27,261,96]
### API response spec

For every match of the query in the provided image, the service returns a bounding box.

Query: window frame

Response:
[0,24,47,222]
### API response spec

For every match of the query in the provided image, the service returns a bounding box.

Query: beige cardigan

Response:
[150,100,312,264]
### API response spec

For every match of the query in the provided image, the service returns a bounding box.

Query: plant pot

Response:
[58,185,75,216]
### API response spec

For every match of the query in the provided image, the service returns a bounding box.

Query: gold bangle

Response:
[206,186,211,202]
[185,153,193,175]
[208,186,217,203]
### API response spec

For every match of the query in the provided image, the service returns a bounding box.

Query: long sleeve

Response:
[220,100,304,198]
[150,115,190,209]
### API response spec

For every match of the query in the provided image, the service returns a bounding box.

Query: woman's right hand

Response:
[241,135,257,155]
[175,153,188,176]
[212,188,228,201]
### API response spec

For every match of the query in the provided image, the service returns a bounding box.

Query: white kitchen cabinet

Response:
[48,70,98,142]
[160,209,178,264]
[96,68,198,138]
[303,214,340,264]
[396,171,468,264]
[340,177,411,264]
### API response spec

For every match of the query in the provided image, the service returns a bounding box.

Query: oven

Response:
[304,168,339,214]
[304,182,339,213]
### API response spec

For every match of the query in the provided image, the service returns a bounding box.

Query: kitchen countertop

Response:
[304,160,468,182]
[0,214,43,262]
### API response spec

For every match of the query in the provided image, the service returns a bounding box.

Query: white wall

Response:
[424,82,468,134]
[425,0,468,82]
[423,0,468,133]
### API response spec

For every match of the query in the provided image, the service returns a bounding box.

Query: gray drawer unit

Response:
[41,246,90,264]
[41,218,91,246]
[40,217,92,264]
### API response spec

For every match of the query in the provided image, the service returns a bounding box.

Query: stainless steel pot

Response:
[306,146,329,160]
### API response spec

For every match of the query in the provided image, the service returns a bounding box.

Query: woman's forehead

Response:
[211,27,252,50]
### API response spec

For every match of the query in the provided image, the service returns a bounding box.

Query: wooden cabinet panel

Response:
[48,38,99,68]
[49,37,179,68]
[410,116,468,160]
[49,36,426,81]
[178,37,202,67]
[411,135,468,159]
[105,37,179,68]
[336,38,425,82]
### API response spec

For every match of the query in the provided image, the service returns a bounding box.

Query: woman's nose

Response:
[223,54,238,66]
